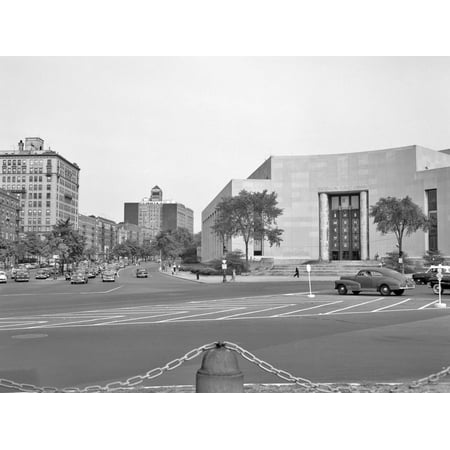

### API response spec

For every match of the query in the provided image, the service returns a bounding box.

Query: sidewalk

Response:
[169,271,336,283]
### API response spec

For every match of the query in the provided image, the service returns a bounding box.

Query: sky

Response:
[2,56,450,232]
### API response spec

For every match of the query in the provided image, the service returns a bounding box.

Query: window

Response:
[426,189,438,252]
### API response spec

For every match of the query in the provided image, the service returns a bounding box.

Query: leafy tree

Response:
[47,219,85,272]
[0,238,15,267]
[370,196,429,271]
[153,228,197,263]
[212,189,284,264]
[153,230,184,262]
[24,232,46,263]
[83,247,97,262]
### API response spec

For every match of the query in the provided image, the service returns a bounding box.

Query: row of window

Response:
[1,175,51,183]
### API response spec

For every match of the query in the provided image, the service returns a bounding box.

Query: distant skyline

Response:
[2,56,450,232]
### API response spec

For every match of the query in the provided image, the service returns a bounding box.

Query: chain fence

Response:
[1,341,449,393]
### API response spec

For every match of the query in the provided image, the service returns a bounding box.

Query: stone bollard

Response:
[196,343,244,393]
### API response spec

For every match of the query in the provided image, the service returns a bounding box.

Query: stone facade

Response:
[202,145,450,262]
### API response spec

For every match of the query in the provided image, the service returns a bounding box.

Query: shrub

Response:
[209,250,248,275]
[197,267,221,276]
[423,250,446,266]
[381,250,415,274]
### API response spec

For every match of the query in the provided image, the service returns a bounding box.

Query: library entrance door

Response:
[329,194,361,260]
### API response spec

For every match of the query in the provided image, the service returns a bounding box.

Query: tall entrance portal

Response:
[319,191,368,262]
[329,194,360,260]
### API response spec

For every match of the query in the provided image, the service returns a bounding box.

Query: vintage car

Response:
[71,271,88,284]
[334,267,415,296]
[412,265,450,284]
[35,269,49,279]
[15,270,30,282]
[102,270,116,282]
[0,271,7,283]
[136,268,148,278]
[428,273,450,295]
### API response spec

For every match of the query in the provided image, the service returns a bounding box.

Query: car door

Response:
[355,270,372,289]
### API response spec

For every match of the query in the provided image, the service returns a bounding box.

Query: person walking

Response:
[293,267,300,278]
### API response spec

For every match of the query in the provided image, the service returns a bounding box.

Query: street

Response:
[1,262,450,391]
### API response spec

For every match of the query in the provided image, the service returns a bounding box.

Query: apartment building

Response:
[0,137,80,235]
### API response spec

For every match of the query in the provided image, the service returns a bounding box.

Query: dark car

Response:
[412,265,450,284]
[71,271,88,284]
[428,273,450,295]
[15,270,30,282]
[334,267,415,296]
[136,268,148,278]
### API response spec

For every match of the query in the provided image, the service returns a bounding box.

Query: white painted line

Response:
[372,298,411,312]
[0,321,47,329]
[80,286,123,295]
[157,307,245,322]
[217,304,292,320]
[323,297,385,314]
[34,317,124,328]
[97,311,190,325]
[283,292,314,296]
[274,300,343,316]
[419,300,438,310]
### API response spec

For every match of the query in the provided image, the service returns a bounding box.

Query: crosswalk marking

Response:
[372,298,411,312]
[216,304,292,320]
[0,294,447,330]
[274,300,342,316]
[323,297,385,315]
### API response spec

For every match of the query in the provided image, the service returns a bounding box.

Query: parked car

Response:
[412,265,450,284]
[71,271,88,284]
[35,269,49,280]
[428,273,450,295]
[15,270,30,282]
[0,271,7,283]
[335,267,415,296]
[136,268,148,278]
[87,270,96,279]
[64,272,72,281]
[102,270,115,282]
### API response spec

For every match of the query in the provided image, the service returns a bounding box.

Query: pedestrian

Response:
[293,267,299,278]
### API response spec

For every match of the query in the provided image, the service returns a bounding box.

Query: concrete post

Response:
[319,193,329,261]
[360,191,368,260]
[196,344,244,393]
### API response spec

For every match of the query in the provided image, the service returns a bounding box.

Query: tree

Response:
[212,189,284,264]
[153,230,184,262]
[47,219,85,272]
[370,196,429,271]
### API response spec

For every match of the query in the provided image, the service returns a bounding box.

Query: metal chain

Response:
[222,341,333,393]
[1,340,450,393]
[0,341,218,393]
[388,365,450,393]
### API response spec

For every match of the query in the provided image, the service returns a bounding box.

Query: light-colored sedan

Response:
[102,270,115,282]
[0,271,7,283]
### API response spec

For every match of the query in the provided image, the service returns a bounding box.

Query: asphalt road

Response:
[1,262,449,391]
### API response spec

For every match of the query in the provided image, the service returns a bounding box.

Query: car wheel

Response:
[352,291,360,295]
[379,284,391,296]
[337,284,347,295]
[394,289,404,296]
[432,284,443,295]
